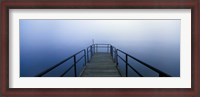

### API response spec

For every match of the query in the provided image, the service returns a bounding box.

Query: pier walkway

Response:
[35,44,171,77]
[81,53,121,77]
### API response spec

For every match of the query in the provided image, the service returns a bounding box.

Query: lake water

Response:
[20,20,180,77]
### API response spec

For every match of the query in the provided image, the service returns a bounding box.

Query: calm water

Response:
[20,20,180,77]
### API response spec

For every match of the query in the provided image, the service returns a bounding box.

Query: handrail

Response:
[94,44,110,53]
[87,44,111,62]
[94,44,110,45]
[60,64,74,77]
[116,49,171,77]
[35,44,172,77]
[87,44,95,62]
[35,49,86,77]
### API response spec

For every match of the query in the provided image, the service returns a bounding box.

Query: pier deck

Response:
[81,53,121,77]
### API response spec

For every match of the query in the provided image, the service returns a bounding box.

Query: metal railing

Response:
[86,44,95,62]
[35,44,171,77]
[94,44,110,53]
[86,44,171,77]
[35,49,86,77]
[86,44,111,62]
[110,46,171,77]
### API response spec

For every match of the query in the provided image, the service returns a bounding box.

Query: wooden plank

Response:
[81,53,121,77]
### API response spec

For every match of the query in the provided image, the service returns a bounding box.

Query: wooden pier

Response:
[81,53,121,77]
[35,44,171,77]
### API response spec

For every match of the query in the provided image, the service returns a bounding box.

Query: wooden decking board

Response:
[81,53,121,77]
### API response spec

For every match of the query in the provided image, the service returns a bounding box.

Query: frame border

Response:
[1,0,199,97]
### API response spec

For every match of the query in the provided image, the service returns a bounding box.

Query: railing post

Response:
[115,50,118,66]
[90,45,92,56]
[96,44,98,53]
[125,54,128,77]
[74,55,77,77]
[110,45,113,56]
[84,49,86,66]
[93,44,95,54]
[87,48,89,62]
[92,44,94,54]
[107,44,109,53]
[114,49,115,62]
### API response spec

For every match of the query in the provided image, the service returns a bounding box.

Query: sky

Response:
[20,19,180,77]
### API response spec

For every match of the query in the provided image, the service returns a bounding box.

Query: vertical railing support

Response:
[87,47,89,62]
[90,46,92,56]
[107,44,109,53]
[125,54,128,77]
[93,44,95,54]
[74,55,77,77]
[110,45,113,56]
[115,50,118,66]
[114,49,116,63]
[84,49,86,66]
[92,44,95,54]
[96,44,98,53]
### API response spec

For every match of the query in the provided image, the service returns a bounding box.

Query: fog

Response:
[20,20,180,77]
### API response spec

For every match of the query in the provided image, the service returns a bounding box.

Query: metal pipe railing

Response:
[35,44,171,77]
[116,49,171,77]
[109,44,171,77]
[86,44,111,62]
[35,49,86,77]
